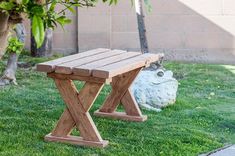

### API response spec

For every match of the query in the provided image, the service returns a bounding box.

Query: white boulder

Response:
[131,69,178,112]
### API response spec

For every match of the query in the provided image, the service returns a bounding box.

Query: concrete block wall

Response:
[25,0,235,64]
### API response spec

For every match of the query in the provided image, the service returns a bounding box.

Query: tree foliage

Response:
[6,36,24,54]
[0,0,151,48]
[0,0,114,47]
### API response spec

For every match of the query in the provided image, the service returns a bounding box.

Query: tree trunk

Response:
[134,1,164,71]
[31,28,53,57]
[0,12,10,59]
[30,4,53,57]
[0,24,26,86]
[135,0,149,54]
[0,53,19,86]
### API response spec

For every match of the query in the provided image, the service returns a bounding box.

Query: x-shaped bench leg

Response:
[45,79,109,148]
[95,68,147,122]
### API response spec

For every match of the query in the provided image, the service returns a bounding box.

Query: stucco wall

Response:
[25,0,235,64]
[24,6,78,54]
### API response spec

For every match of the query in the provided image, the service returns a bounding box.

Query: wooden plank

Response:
[54,79,103,142]
[51,81,104,138]
[47,73,111,84]
[95,69,147,122]
[73,52,141,76]
[98,68,141,113]
[36,48,109,73]
[121,89,142,116]
[94,111,147,122]
[79,82,104,111]
[45,134,109,148]
[92,53,161,78]
[51,109,75,137]
[55,50,126,75]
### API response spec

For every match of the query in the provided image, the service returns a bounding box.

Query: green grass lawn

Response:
[0,59,234,156]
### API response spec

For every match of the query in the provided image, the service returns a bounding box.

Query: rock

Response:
[131,69,178,111]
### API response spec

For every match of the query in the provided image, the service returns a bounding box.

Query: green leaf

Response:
[6,37,24,54]
[0,2,15,10]
[12,46,16,51]
[32,15,45,48]
[56,16,72,27]
[31,6,45,16]
[22,0,29,5]
[49,1,57,11]
[16,50,21,55]
[144,0,152,12]
[65,5,76,13]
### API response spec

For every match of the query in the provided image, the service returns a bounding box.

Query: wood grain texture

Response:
[55,50,126,74]
[53,79,104,142]
[121,89,142,116]
[51,109,75,137]
[94,111,147,122]
[47,73,111,84]
[99,68,142,113]
[79,82,104,111]
[92,53,161,78]
[38,48,161,147]
[73,52,141,76]
[95,68,147,122]
[36,48,109,72]
[45,134,109,148]
[51,81,104,138]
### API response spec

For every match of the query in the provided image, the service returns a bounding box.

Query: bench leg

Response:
[94,68,147,122]
[45,79,109,148]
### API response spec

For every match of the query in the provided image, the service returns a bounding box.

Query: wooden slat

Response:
[36,48,109,73]
[94,111,147,122]
[47,73,111,84]
[45,134,109,148]
[92,53,161,78]
[55,50,126,75]
[73,52,141,76]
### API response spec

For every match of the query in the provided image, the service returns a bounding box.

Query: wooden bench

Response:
[36,48,162,148]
